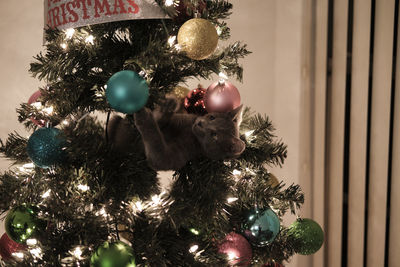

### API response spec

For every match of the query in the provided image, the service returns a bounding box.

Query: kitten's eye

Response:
[209,115,215,120]
[211,132,218,140]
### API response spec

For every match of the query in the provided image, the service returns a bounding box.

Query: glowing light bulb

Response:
[245,130,255,137]
[216,26,223,36]
[12,252,24,259]
[168,35,176,46]
[227,197,238,203]
[152,194,161,205]
[189,244,199,253]
[65,28,75,39]
[73,247,83,258]
[30,247,42,258]
[85,35,94,44]
[165,0,174,6]
[42,106,54,115]
[30,101,42,109]
[77,184,89,192]
[42,189,51,199]
[232,169,241,176]
[27,239,37,246]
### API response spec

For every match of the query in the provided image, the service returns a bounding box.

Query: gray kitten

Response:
[108,98,245,171]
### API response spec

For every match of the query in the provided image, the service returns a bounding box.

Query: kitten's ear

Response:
[229,105,243,125]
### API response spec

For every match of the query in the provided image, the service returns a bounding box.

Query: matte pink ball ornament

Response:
[204,80,241,113]
[218,232,252,266]
[28,90,46,127]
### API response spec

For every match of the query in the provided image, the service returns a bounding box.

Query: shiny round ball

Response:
[241,207,280,247]
[106,70,149,114]
[218,232,252,267]
[27,90,45,127]
[5,205,45,244]
[288,218,324,255]
[90,241,136,267]
[0,233,27,260]
[268,173,280,188]
[184,87,208,115]
[204,80,241,113]
[172,86,190,100]
[27,127,67,168]
[177,18,218,60]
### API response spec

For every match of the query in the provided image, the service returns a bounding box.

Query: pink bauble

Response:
[28,90,45,127]
[218,232,252,266]
[0,233,27,261]
[204,80,241,113]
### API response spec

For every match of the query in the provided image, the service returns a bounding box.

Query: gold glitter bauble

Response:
[268,173,280,188]
[172,86,190,100]
[177,18,219,60]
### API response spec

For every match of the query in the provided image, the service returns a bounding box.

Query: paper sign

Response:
[44,0,169,30]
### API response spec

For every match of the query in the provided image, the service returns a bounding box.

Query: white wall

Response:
[0,1,306,266]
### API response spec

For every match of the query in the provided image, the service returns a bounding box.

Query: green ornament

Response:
[288,218,324,255]
[5,205,45,244]
[91,241,136,267]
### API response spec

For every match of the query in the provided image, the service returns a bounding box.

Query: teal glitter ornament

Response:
[90,241,136,267]
[106,70,149,114]
[241,207,280,247]
[27,127,67,168]
[288,218,324,255]
[5,205,45,244]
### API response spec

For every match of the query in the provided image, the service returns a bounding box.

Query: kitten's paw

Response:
[159,97,179,113]
[134,107,153,128]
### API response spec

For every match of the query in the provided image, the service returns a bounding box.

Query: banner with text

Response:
[44,0,169,30]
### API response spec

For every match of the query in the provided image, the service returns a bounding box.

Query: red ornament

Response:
[174,0,207,23]
[218,232,252,267]
[204,80,241,113]
[263,262,284,267]
[0,233,26,261]
[184,87,208,115]
[28,90,45,127]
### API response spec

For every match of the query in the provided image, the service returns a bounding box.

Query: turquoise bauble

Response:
[106,70,149,114]
[241,207,280,247]
[91,241,136,267]
[288,218,324,255]
[5,205,45,244]
[27,127,67,168]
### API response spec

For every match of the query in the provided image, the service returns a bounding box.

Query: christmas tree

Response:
[0,1,323,266]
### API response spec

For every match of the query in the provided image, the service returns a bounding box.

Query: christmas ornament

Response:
[184,87,207,115]
[90,241,136,267]
[5,205,45,244]
[27,127,67,168]
[268,173,280,188]
[177,18,218,60]
[172,86,190,100]
[218,232,252,267]
[27,90,45,127]
[287,218,324,255]
[106,70,149,114]
[0,233,27,261]
[204,80,241,113]
[263,262,284,267]
[174,0,207,23]
[242,207,280,247]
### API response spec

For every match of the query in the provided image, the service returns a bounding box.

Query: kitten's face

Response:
[192,105,245,159]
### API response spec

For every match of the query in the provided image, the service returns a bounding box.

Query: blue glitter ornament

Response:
[27,127,67,168]
[241,207,280,247]
[106,70,149,114]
